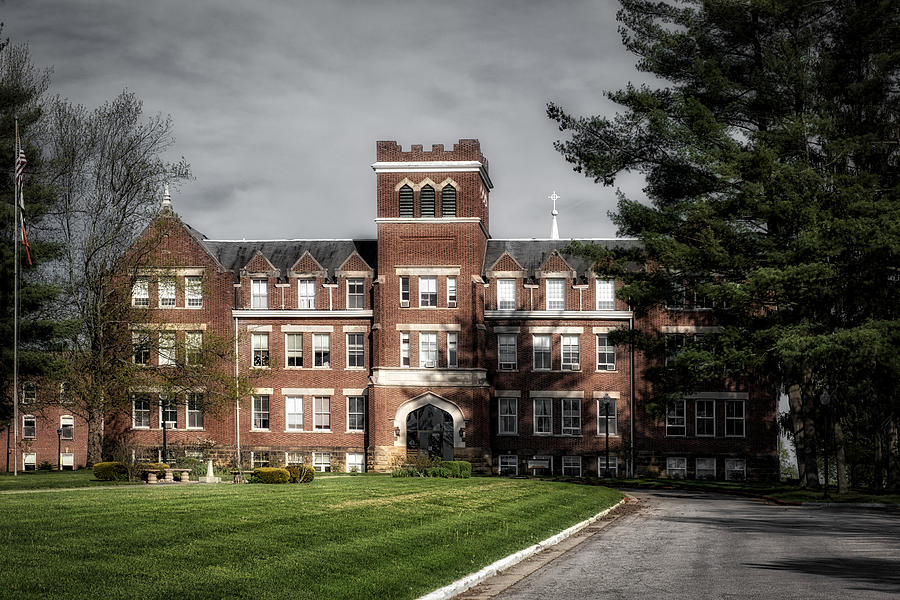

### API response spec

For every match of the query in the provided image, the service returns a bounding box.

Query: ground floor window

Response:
[725,459,746,481]
[498,455,518,476]
[23,452,36,471]
[529,455,552,476]
[285,451,304,465]
[313,452,331,472]
[346,452,365,473]
[598,456,618,477]
[250,451,270,468]
[696,458,716,480]
[667,456,687,479]
[562,456,582,476]
[61,453,74,470]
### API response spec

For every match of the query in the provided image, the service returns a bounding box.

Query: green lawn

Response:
[0,469,140,491]
[0,476,621,600]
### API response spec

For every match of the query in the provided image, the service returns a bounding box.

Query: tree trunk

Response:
[788,384,819,488]
[874,430,884,490]
[834,419,848,494]
[888,417,900,491]
[86,415,104,467]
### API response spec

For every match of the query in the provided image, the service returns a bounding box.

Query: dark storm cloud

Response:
[5,0,651,240]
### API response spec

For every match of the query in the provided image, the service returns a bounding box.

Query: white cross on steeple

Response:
[549,190,560,240]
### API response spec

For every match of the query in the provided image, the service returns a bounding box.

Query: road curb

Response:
[416,497,626,600]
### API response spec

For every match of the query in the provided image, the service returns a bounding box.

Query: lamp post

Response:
[820,389,831,501]
[56,428,62,471]
[602,393,611,478]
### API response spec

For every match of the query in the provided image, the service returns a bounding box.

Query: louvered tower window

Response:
[399,185,414,217]
[442,184,456,217]
[420,185,435,217]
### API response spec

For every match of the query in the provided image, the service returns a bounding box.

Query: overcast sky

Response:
[5,0,650,241]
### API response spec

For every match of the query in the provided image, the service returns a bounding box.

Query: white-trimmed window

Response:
[596,279,616,310]
[23,452,36,471]
[666,401,686,436]
[298,279,316,309]
[160,397,177,429]
[666,281,687,310]
[60,382,71,404]
[562,398,581,435]
[696,458,716,480]
[696,400,715,436]
[347,396,365,432]
[596,334,615,371]
[186,331,202,365]
[346,452,365,473]
[498,279,516,310]
[285,451,304,466]
[133,332,150,365]
[286,396,303,431]
[250,451,269,468]
[400,332,410,367]
[665,333,686,366]
[498,334,517,370]
[159,277,176,307]
[597,397,617,436]
[725,400,745,437]
[285,333,303,367]
[133,396,150,429]
[187,394,204,429]
[158,332,176,366]
[725,458,746,481]
[22,415,36,439]
[252,395,270,430]
[498,398,517,435]
[533,334,551,370]
[419,332,437,367]
[598,456,618,477]
[499,455,518,475]
[185,276,202,307]
[562,456,582,476]
[447,332,458,368]
[447,276,457,308]
[534,398,552,435]
[400,276,410,307]
[546,278,565,310]
[561,335,580,370]
[60,415,74,440]
[22,381,35,405]
[313,452,331,472]
[347,278,365,309]
[667,456,687,479]
[314,396,331,431]
[132,278,149,307]
[60,452,74,470]
[531,455,552,476]
[313,333,330,368]
[251,279,268,309]
[346,333,364,368]
[419,276,437,307]
[252,333,269,367]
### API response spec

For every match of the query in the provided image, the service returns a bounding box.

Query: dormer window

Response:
[251,279,268,309]
[420,185,435,217]
[442,185,456,217]
[347,278,365,309]
[596,279,615,310]
[546,278,565,310]
[298,279,316,309]
[399,185,414,217]
[498,279,516,310]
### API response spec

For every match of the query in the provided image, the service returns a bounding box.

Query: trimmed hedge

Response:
[443,461,472,478]
[253,467,290,484]
[391,461,472,478]
[93,462,127,481]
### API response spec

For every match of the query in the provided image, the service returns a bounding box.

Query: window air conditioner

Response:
[500,362,515,371]
[448,300,457,308]
[163,421,176,430]
[564,363,580,371]
[400,300,409,308]
[424,361,435,368]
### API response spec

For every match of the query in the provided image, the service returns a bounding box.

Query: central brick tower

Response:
[368,140,493,471]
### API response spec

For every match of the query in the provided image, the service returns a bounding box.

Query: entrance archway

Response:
[406,404,454,460]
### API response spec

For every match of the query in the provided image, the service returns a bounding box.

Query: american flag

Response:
[15,148,27,210]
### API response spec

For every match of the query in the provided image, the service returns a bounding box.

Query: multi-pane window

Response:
[132,278,149,307]
[562,398,581,435]
[667,457,687,479]
[665,333,686,366]
[696,400,715,436]
[533,335,551,370]
[133,332,150,365]
[251,279,268,309]
[159,396,177,429]
[596,279,616,310]
[186,331,202,365]
[694,287,715,310]
[159,277,176,307]
[133,396,150,428]
[60,415,74,440]
[313,452,332,473]
[725,458,746,481]
[286,396,303,431]
[498,334,517,370]
[185,276,202,307]
[419,276,437,307]
[666,281,687,309]
[561,335,580,370]
[419,332,437,367]
[253,395,269,430]
[498,398,517,435]
[546,278,565,310]
[596,334,615,371]
[666,401,686,436]
[313,333,330,368]
[441,184,456,217]
[498,455,518,475]
[447,332,458,368]
[314,396,331,431]
[447,276,457,307]
[187,394,204,429]
[23,453,36,471]
[534,398,552,435]
[286,333,303,367]
[400,276,410,307]
[22,381,35,405]
[598,456,618,477]
[498,279,516,310]
[562,456,582,476]
[420,185,435,217]
[696,458,716,480]
[597,397,617,435]
[398,185,414,217]
[347,396,365,432]
[23,415,36,439]
[285,451,304,465]
[347,278,365,309]
[158,332,176,366]
[346,452,365,473]
[400,332,410,367]
[252,333,269,367]
[298,279,316,309]
[251,451,269,468]
[725,400,745,437]
[346,333,365,368]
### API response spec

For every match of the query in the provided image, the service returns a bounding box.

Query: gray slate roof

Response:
[484,239,641,279]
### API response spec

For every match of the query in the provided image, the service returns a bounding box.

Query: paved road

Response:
[494,490,900,600]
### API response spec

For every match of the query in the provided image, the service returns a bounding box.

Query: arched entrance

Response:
[406,404,454,460]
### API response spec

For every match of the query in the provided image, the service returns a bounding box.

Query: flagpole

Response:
[12,120,19,476]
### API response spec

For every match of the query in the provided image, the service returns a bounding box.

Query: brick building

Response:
[5,139,778,479]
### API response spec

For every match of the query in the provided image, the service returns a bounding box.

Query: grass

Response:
[0,475,622,600]
[0,469,140,491]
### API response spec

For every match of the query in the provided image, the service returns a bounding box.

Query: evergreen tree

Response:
[549,0,900,488]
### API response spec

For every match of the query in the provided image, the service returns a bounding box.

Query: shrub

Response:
[38,460,53,471]
[299,464,315,483]
[174,457,206,480]
[424,466,451,478]
[284,465,301,483]
[391,467,418,477]
[93,462,127,481]
[443,461,472,478]
[253,467,290,484]
[139,462,170,481]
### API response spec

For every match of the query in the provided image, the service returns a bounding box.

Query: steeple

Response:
[161,183,172,212]
[549,190,560,240]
